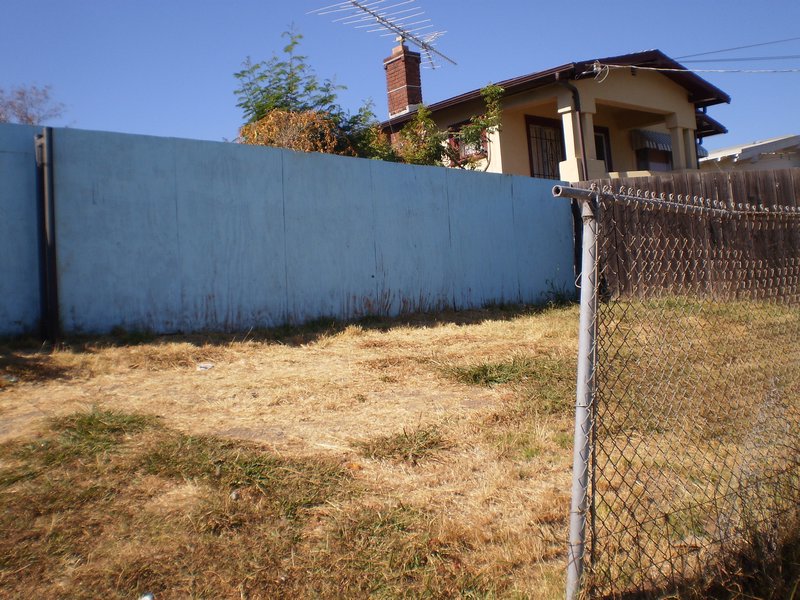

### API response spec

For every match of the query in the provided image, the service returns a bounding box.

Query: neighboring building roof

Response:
[381,49,731,129]
[701,134,800,163]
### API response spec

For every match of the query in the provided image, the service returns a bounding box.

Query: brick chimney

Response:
[383,42,422,117]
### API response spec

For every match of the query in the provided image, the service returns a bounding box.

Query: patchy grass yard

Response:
[0,304,578,599]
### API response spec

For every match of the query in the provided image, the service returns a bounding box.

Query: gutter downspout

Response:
[35,128,60,341]
[556,72,590,284]
[555,72,589,182]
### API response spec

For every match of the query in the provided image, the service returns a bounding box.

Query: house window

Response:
[631,129,674,172]
[447,121,488,166]
[448,132,487,162]
[526,116,565,179]
[636,148,673,172]
[594,127,613,172]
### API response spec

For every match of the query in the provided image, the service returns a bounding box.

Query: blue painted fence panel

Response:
[512,176,575,301]
[282,150,378,323]
[174,138,287,330]
[0,124,41,336]
[447,169,519,309]
[370,160,453,314]
[2,124,574,335]
[53,130,183,333]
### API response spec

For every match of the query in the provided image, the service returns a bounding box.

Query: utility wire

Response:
[675,36,800,59]
[682,55,800,64]
[595,63,800,75]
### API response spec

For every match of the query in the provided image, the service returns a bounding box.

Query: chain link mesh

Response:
[585,186,800,598]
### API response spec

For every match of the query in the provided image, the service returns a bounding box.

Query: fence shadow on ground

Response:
[0,298,577,386]
[0,345,74,388]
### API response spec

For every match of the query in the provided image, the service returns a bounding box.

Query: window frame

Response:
[636,148,673,172]
[446,119,489,165]
[594,126,613,173]
[525,115,565,180]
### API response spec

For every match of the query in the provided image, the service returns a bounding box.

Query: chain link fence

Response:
[556,183,800,599]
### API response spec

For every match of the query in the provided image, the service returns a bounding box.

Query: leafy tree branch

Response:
[233,29,502,169]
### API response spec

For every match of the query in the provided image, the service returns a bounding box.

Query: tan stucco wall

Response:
[574,68,695,127]
[497,104,562,177]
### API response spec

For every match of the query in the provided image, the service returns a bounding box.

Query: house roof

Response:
[701,134,800,163]
[381,49,731,130]
[695,111,728,138]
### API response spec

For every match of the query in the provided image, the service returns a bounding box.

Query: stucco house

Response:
[700,134,800,172]
[380,45,730,182]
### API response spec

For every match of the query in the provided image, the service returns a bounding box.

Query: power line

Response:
[593,63,800,76]
[682,55,800,64]
[676,36,800,59]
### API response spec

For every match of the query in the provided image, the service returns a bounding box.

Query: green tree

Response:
[444,84,504,170]
[234,29,379,157]
[233,30,502,168]
[393,105,447,166]
[391,85,504,169]
[234,30,342,123]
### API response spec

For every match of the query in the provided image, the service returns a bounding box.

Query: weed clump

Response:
[0,409,352,598]
[301,505,497,597]
[447,354,575,414]
[140,434,346,517]
[355,425,448,463]
[448,355,536,385]
[11,408,160,468]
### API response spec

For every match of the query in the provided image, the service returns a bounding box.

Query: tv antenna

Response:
[309,0,457,69]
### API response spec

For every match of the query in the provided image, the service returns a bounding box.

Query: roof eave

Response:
[380,63,577,130]
[380,50,731,130]
[574,50,731,106]
[695,111,728,138]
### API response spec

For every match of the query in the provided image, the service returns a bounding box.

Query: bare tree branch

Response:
[0,84,65,125]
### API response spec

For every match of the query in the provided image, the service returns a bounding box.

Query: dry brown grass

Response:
[0,304,579,598]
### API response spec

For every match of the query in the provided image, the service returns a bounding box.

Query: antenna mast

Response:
[310,0,457,68]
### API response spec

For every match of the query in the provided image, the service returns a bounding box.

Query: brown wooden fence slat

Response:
[576,168,800,302]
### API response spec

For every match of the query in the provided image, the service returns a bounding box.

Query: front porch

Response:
[493,64,726,182]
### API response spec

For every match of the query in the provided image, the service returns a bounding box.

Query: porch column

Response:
[557,103,607,182]
[683,127,698,169]
[666,112,697,170]
[581,112,597,160]
[669,126,688,170]
[559,106,583,181]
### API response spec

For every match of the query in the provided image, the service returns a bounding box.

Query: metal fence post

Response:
[554,181,800,598]
[555,186,598,600]
[35,127,60,342]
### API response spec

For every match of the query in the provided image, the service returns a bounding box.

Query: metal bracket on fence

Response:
[553,184,598,600]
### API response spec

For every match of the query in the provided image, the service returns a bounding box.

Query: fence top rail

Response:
[552,184,800,220]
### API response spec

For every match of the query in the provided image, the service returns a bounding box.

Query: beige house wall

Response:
[393,68,706,181]
[574,69,695,126]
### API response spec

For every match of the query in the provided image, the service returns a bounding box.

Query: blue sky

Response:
[4,0,799,150]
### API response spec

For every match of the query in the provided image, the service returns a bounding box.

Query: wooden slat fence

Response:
[578,169,800,302]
